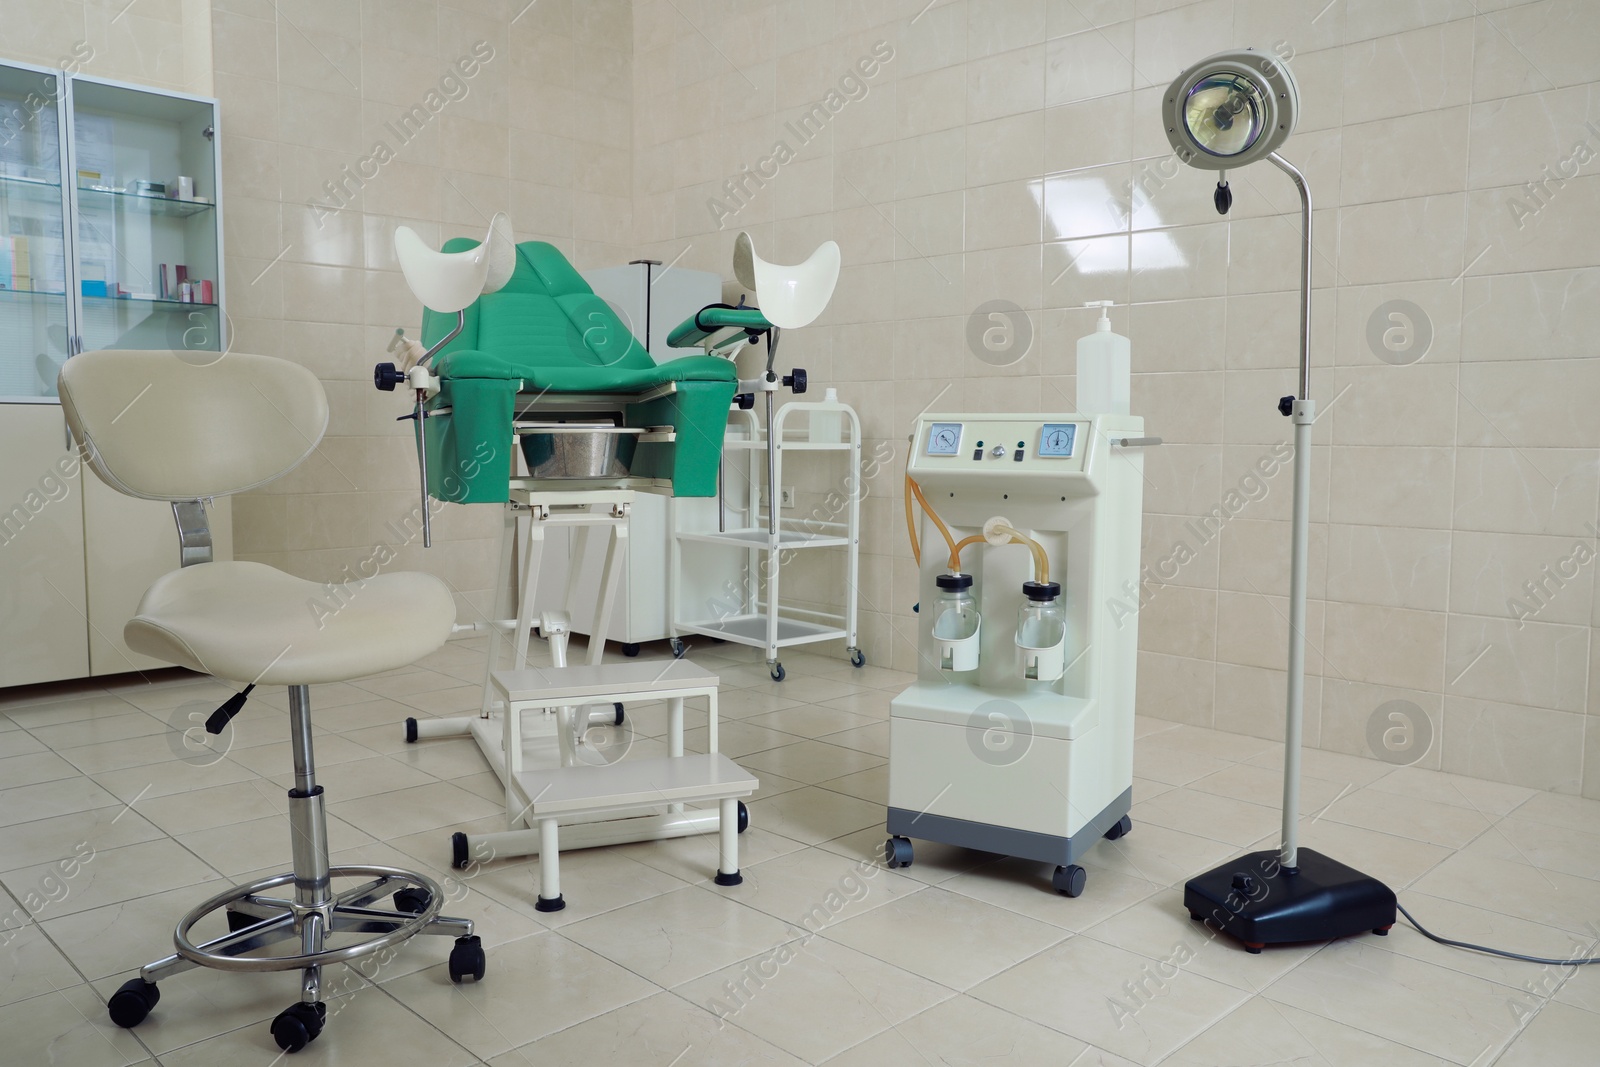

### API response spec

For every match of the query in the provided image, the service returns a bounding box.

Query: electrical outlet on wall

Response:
[759,487,797,508]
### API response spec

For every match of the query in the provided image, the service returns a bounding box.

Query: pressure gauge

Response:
[1038,423,1077,457]
[926,422,962,456]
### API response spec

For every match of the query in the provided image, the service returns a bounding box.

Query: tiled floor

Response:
[3,636,1599,1065]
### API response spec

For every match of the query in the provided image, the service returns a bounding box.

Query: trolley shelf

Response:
[676,526,850,550]
[723,439,853,451]
[677,613,845,647]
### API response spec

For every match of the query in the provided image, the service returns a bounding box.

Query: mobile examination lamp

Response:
[1164,50,1398,952]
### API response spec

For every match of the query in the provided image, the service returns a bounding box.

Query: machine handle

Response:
[783,368,807,394]
[1110,436,1163,447]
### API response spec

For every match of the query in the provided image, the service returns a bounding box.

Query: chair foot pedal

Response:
[535,895,565,912]
[714,870,743,886]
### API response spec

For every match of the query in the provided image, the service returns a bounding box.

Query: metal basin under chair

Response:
[57,349,485,1055]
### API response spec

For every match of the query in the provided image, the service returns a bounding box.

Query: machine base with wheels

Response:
[1183,848,1396,953]
[883,792,1131,897]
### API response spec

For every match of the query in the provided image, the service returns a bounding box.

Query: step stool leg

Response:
[714,797,742,886]
[536,818,565,911]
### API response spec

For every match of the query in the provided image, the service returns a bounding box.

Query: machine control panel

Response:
[914,415,1119,478]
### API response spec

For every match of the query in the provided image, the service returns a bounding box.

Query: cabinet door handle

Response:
[1110,436,1162,447]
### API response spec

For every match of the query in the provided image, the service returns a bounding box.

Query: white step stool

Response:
[491,660,757,911]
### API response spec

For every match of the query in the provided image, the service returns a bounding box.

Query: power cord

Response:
[1397,901,1600,966]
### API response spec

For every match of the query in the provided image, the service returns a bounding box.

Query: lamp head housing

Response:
[1163,48,1299,170]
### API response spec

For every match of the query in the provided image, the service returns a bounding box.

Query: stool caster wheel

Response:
[404,717,418,742]
[737,800,749,833]
[394,887,431,913]
[886,836,913,868]
[1053,864,1087,897]
[670,638,686,659]
[451,831,470,870]
[271,1001,326,1053]
[1104,815,1132,841]
[769,662,785,682]
[108,978,160,1028]
[613,702,625,725]
[448,934,486,983]
[849,647,865,668]
[622,643,640,657]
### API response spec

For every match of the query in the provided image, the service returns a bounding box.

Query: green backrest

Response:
[422,239,654,372]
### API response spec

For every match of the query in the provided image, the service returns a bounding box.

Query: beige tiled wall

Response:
[8,0,1595,800]
[0,0,213,96]
[627,0,1600,799]
[206,0,635,623]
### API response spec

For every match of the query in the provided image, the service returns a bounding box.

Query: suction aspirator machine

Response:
[887,409,1157,897]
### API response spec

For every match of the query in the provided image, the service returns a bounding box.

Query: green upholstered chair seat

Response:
[415,238,736,502]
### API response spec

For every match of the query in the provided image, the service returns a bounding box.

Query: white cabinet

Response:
[0,404,88,687]
[0,62,230,688]
[0,403,232,686]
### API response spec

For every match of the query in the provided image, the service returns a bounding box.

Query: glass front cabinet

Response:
[0,60,229,688]
[0,60,224,401]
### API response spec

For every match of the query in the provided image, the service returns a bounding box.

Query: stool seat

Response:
[126,560,456,685]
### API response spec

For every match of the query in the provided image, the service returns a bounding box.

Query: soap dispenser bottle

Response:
[1076,300,1130,415]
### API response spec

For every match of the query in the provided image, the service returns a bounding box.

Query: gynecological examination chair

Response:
[58,350,483,1055]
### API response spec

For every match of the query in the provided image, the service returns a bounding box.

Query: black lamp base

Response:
[1183,848,1396,953]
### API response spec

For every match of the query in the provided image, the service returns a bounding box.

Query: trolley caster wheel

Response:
[612,702,625,725]
[270,1001,326,1053]
[404,716,418,742]
[769,662,785,682]
[737,800,749,833]
[849,647,866,668]
[885,836,913,868]
[1053,864,1087,897]
[1104,815,1132,841]
[394,887,431,914]
[1373,924,1392,936]
[448,935,487,983]
[108,978,160,1029]
[451,831,470,870]
[1243,942,1265,955]
[670,638,686,659]
[622,643,640,657]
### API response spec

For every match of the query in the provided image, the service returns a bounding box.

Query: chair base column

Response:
[108,684,486,1053]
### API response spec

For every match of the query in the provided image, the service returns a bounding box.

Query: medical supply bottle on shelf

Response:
[810,387,842,443]
[1077,300,1130,415]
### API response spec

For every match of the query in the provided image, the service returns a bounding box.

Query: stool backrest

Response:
[57,350,328,501]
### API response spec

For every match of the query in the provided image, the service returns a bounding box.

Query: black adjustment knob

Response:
[374,362,406,392]
[734,393,755,410]
[1231,873,1256,894]
[1214,180,1232,215]
[783,368,807,394]
[1277,395,1294,417]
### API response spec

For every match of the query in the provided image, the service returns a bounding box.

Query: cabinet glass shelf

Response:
[76,185,214,218]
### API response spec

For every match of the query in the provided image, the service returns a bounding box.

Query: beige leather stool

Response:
[58,349,484,1054]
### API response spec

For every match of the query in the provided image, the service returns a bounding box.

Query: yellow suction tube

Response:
[905,473,1049,583]
[906,473,959,566]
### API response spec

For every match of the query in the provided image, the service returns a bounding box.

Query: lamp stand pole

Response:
[1180,154,1397,952]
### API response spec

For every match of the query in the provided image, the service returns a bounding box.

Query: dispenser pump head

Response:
[1084,300,1114,331]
